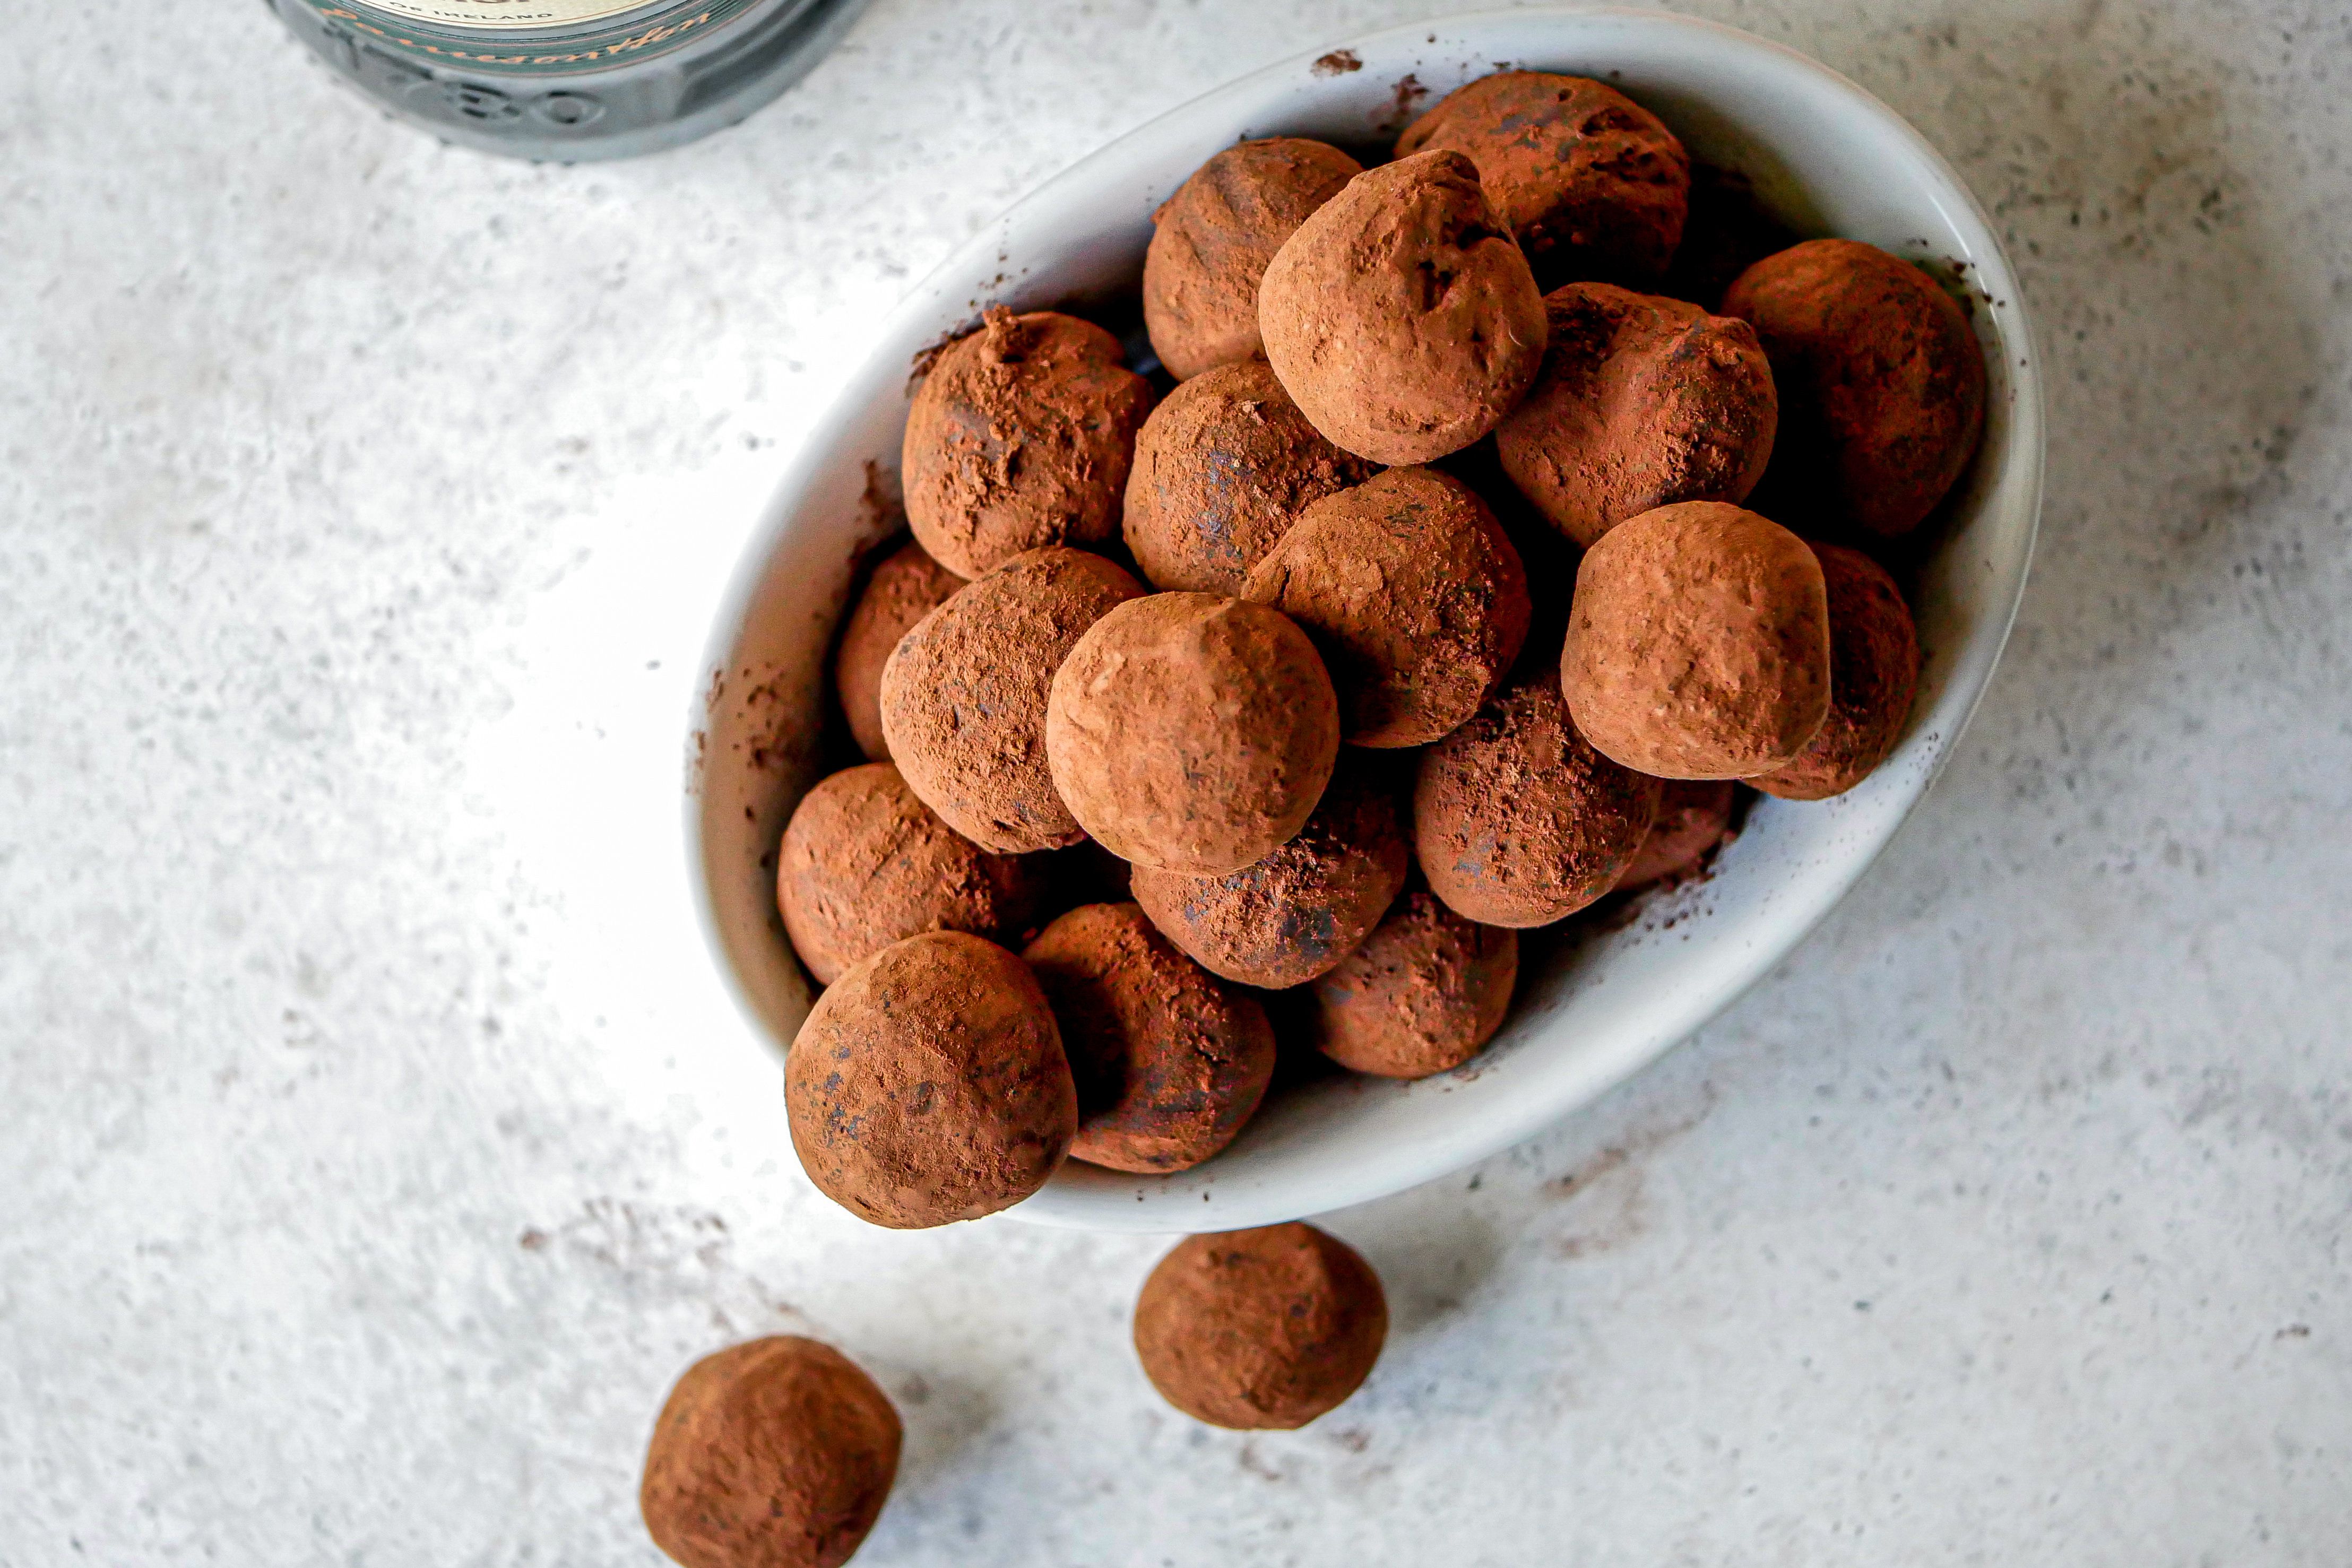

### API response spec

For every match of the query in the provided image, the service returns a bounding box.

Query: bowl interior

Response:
[690,7,2043,1233]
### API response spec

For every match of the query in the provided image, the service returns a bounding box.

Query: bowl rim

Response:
[688,3,2046,1232]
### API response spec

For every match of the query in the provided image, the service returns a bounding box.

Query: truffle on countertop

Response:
[1308,889,1517,1080]
[1132,1223,1388,1430]
[834,540,964,763]
[901,307,1156,578]
[1752,542,1921,799]
[1143,138,1365,381]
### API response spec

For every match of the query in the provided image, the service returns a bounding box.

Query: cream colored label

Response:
[359,0,656,28]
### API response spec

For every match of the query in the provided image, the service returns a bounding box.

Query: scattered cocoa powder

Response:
[1308,888,1517,1079]
[1753,543,1920,799]
[834,540,964,763]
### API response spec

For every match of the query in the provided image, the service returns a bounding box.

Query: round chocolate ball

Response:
[640,1336,901,1568]
[1133,1223,1388,1431]
[1753,543,1920,799]
[1123,358,1376,595]
[880,546,1143,854]
[1414,671,1660,927]
[776,763,1048,985]
[1242,466,1531,747]
[1045,592,1339,875]
[1258,149,1546,465]
[1308,889,1517,1079]
[785,931,1076,1229]
[1611,778,1737,893]
[1559,501,1831,779]
[835,540,963,763]
[1144,138,1365,381]
[1496,281,1778,547]
[1393,71,1689,289]
[1721,238,1987,538]
[901,307,1156,578]
[1022,903,1276,1173]
[1129,763,1410,988]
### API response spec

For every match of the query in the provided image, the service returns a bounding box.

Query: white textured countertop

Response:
[4,1,2348,1563]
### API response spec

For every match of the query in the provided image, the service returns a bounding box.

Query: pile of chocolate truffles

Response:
[650,69,1988,1568]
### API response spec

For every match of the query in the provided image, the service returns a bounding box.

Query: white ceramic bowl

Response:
[690,6,2044,1233]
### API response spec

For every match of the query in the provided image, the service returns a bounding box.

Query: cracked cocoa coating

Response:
[1720,239,1986,538]
[901,307,1156,577]
[1123,358,1376,595]
[835,540,963,762]
[1560,501,1831,779]
[1496,282,1778,547]
[1242,466,1530,747]
[775,763,1048,985]
[1258,149,1546,465]
[1045,592,1339,875]
[785,931,1076,1229]
[640,1336,901,1568]
[879,546,1142,854]
[1612,778,1736,892]
[1753,543,1920,799]
[1129,763,1410,988]
[1022,903,1275,1173]
[1144,138,1364,381]
[1132,1223,1387,1431]
[1394,71,1690,289]
[1414,670,1659,927]
[1308,889,1517,1080]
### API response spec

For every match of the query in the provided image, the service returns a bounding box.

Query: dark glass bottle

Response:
[268,0,870,161]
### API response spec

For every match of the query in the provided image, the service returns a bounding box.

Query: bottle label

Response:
[360,0,653,25]
[305,0,761,73]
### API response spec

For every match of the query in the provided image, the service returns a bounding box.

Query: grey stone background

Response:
[3,0,2347,1562]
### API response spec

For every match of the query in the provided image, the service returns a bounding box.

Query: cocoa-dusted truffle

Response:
[1242,466,1530,747]
[785,931,1076,1228]
[1753,543,1920,799]
[1022,903,1276,1173]
[1414,670,1659,926]
[1144,138,1365,381]
[1720,239,1986,538]
[776,763,1047,985]
[1132,1223,1387,1430]
[1308,889,1517,1079]
[835,541,963,762]
[1611,778,1736,892]
[1123,359,1376,594]
[1129,763,1410,988]
[1258,149,1546,465]
[880,546,1142,853]
[901,307,1156,577]
[1394,72,1690,288]
[1046,593,1339,874]
[1560,501,1831,779]
[1495,282,1778,547]
[641,1336,901,1568]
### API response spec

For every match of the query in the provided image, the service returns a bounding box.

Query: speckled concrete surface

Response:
[3,1,2348,1563]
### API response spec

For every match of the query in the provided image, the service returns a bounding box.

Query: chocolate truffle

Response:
[1611,778,1737,892]
[1414,671,1659,927]
[776,763,1048,985]
[1753,543,1920,799]
[880,546,1143,853]
[1133,1223,1387,1431]
[785,931,1077,1229]
[1129,763,1410,988]
[641,1336,901,1568]
[1495,282,1778,547]
[1258,148,1546,465]
[1559,501,1831,779]
[1394,72,1689,288]
[1720,239,1987,538]
[1308,889,1517,1079]
[901,307,1157,577]
[1022,903,1276,1173]
[1242,466,1531,747]
[1045,593,1340,875]
[835,540,963,763]
[1144,138,1365,381]
[1123,358,1376,594]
